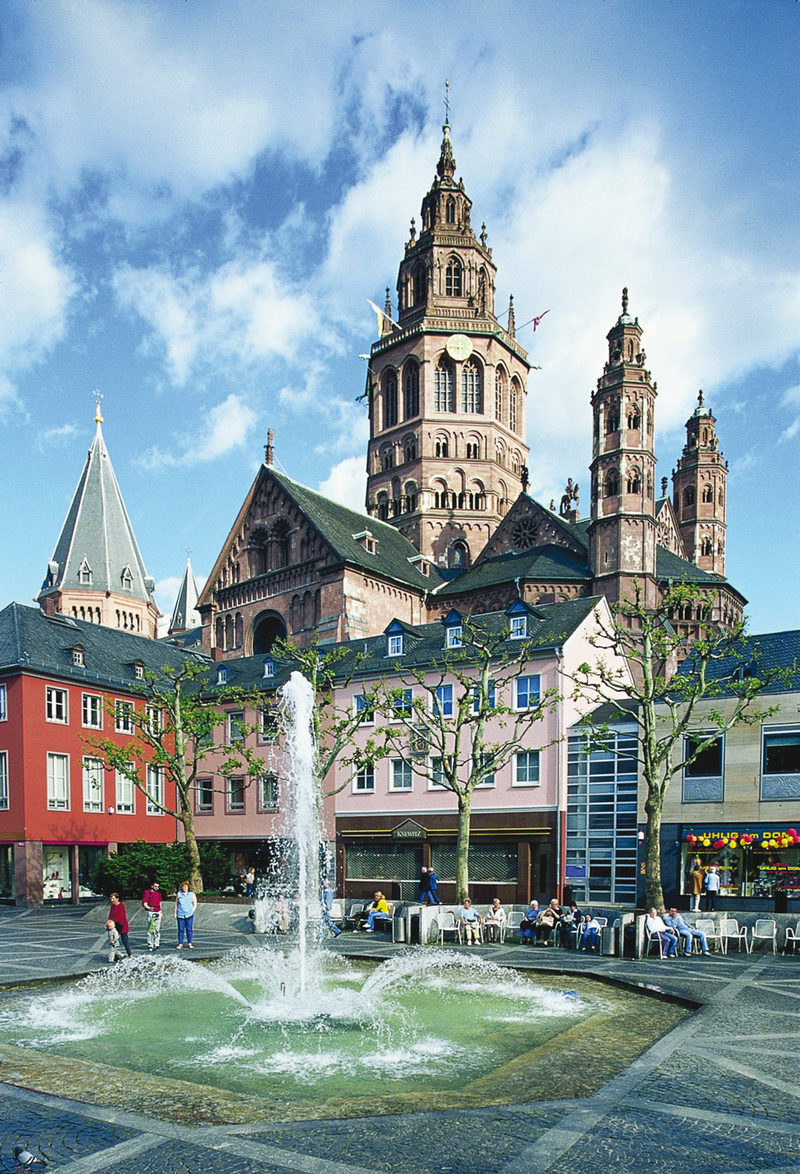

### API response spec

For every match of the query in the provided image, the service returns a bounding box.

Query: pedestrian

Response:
[427,867,442,905]
[688,863,705,912]
[245,867,256,900]
[418,866,430,904]
[108,893,132,957]
[174,881,197,949]
[106,918,124,963]
[321,878,342,937]
[142,881,163,951]
[703,865,720,912]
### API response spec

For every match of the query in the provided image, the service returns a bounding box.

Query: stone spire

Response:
[37,407,160,638]
[436,122,456,182]
[168,554,200,636]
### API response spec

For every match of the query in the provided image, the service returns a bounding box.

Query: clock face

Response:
[511,518,539,552]
[445,333,473,362]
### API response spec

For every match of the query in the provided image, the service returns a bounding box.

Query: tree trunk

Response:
[643,788,664,911]
[181,804,204,894]
[455,792,472,903]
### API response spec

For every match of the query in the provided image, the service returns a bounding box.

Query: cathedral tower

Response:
[671,391,728,575]
[37,403,160,638]
[364,124,532,569]
[588,290,658,606]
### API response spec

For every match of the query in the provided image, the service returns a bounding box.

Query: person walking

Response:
[142,881,163,951]
[108,893,132,957]
[174,881,197,949]
[105,919,124,963]
[418,866,431,904]
[688,863,705,912]
[703,865,721,912]
[321,879,342,937]
[427,867,442,905]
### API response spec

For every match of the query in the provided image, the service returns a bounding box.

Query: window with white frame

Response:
[388,634,404,657]
[472,681,496,713]
[82,756,105,813]
[430,756,452,790]
[514,749,540,786]
[515,675,540,710]
[196,777,214,812]
[445,624,462,648]
[146,706,163,735]
[115,768,135,813]
[510,615,527,640]
[259,707,279,743]
[227,710,245,743]
[0,682,6,722]
[474,752,496,787]
[354,763,375,792]
[227,776,245,812]
[146,765,164,814]
[434,683,453,717]
[761,727,800,800]
[258,773,279,811]
[46,686,68,724]
[355,694,375,725]
[391,688,413,719]
[82,693,103,729]
[0,751,8,810]
[47,753,70,810]
[390,759,413,791]
[115,699,134,734]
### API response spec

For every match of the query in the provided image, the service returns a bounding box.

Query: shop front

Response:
[42,844,105,901]
[680,824,800,907]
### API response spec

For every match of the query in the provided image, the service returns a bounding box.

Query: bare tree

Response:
[570,582,783,910]
[87,661,267,892]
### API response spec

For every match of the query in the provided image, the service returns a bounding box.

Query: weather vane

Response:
[444,78,451,124]
[92,388,104,422]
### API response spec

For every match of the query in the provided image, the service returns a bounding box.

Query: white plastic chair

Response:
[783,919,800,955]
[695,918,721,952]
[484,912,507,943]
[437,910,460,944]
[752,918,777,954]
[645,926,665,958]
[458,916,483,945]
[719,918,750,954]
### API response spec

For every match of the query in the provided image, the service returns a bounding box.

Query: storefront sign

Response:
[684,826,799,849]
[391,820,426,841]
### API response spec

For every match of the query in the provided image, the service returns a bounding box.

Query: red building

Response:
[0,603,199,905]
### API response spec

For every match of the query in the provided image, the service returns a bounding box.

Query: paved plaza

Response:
[1,904,799,1173]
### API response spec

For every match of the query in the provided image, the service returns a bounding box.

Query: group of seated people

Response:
[645,907,710,957]
[518,899,602,950]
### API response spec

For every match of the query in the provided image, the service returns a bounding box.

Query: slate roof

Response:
[679,629,800,696]
[437,544,592,597]
[267,468,442,592]
[211,596,603,693]
[0,603,206,692]
[169,556,200,634]
[37,419,155,604]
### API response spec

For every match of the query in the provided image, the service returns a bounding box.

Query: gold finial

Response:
[265,428,274,466]
[93,389,104,424]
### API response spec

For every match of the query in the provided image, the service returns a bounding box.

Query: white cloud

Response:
[36,422,79,449]
[139,394,256,470]
[318,456,367,515]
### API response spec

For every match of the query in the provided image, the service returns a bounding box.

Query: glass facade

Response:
[567,727,639,903]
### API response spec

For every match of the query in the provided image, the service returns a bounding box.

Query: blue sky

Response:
[0,0,797,634]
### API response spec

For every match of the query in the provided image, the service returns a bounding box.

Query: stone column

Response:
[14,840,43,907]
[70,843,80,906]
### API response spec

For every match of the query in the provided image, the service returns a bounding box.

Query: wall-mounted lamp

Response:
[107,806,115,815]
[637,830,645,843]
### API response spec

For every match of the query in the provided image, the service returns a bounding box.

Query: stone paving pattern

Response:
[1,904,800,1173]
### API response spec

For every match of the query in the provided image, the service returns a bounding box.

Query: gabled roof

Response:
[679,629,800,696]
[437,543,592,597]
[37,417,155,605]
[0,603,205,690]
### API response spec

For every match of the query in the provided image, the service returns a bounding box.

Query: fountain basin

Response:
[0,945,688,1124]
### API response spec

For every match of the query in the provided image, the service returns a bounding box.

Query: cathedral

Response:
[40,124,745,653]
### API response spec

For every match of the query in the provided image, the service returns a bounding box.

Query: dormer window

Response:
[217,666,228,685]
[134,661,144,680]
[121,566,134,589]
[445,623,462,649]
[78,559,93,585]
[388,634,404,657]
[510,615,527,640]
[263,658,274,678]
[72,645,85,667]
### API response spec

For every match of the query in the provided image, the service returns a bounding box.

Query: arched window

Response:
[434,359,454,411]
[627,404,641,429]
[381,445,394,470]
[404,481,418,512]
[495,368,505,422]
[683,486,696,508]
[604,468,620,497]
[377,492,389,520]
[461,359,482,412]
[509,378,520,432]
[477,269,486,312]
[403,362,420,419]
[215,616,223,648]
[435,437,449,458]
[235,613,243,647]
[383,369,398,428]
[271,519,290,568]
[606,401,620,433]
[450,541,470,568]
[626,469,641,494]
[404,434,417,463]
[413,265,426,306]
[702,484,714,504]
[225,614,233,649]
[445,197,456,224]
[445,258,462,297]
[466,441,480,459]
[701,538,713,557]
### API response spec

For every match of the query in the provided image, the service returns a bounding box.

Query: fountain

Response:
[0,672,686,1123]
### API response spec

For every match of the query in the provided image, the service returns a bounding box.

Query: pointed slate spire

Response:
[37,404,160,637]
[168,555,200,636]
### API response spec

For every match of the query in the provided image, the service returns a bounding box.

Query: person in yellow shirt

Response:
[363,891,392,932]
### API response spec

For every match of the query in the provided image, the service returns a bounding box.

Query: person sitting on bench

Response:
[362,891,392,932]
